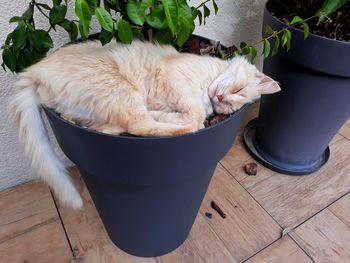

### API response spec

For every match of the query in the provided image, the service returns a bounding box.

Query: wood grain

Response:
[156,214,236,263]
[339,118,350,140]
[0,220,72,263]
[291,209,350,263]
[57,168,157,263]
[220,102,259,182]
[247,135,350,229]
[329,194,350,228]
[199,164,281,262]
[0,181,58,243]
[245,236,312,263]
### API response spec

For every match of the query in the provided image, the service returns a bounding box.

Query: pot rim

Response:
[43,103,249,141]
[265,0,350,46]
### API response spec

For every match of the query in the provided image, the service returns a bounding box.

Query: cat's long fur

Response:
[9,40,280,209]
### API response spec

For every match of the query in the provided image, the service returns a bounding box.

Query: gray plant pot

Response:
[243,0,350,175]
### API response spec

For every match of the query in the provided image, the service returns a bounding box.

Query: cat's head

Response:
[208,57,281,114]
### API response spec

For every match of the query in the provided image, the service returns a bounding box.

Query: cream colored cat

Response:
[10,40,280,209]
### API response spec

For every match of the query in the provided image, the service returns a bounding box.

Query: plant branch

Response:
[251,14,317,47]
[195,0,211,9]
[32,0,50,20]
[103,0,111,14]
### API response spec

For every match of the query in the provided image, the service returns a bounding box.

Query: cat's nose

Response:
[216,94,224,102]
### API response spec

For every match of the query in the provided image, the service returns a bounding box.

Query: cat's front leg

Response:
[149,111,195,125]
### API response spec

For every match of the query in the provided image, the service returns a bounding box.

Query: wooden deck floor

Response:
[1,104,350,263]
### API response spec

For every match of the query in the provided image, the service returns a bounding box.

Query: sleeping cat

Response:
[9,40,280,209]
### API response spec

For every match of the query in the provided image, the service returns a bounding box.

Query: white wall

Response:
[0,0,267,191]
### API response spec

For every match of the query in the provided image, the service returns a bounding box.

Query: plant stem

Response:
[32,0,50,20]
[195,0,211,9]
[251,14,317,47]
[103,0,111,14]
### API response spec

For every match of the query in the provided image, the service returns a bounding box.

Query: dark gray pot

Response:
[42,33,248,256]
[243,0,350,175]
[44,105,247,257]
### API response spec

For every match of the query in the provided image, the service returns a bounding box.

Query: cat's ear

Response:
[255,73,281,94]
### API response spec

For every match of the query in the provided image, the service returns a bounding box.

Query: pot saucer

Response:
[243,118,330,176]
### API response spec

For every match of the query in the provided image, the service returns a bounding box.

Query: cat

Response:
[9,39,281,209]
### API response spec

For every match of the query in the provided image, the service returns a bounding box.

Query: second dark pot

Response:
[244,0,350,175]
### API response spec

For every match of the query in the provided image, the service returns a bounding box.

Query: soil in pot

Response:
[271,0,350,41]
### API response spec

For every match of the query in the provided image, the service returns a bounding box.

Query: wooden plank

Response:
[156,214,236,263]
[199,164,281,262]
[220,138,253,182]
[291,209,350,262]
[339,118,350,140]
[241,133,343,190]
[329,193,350,228]
[0,181,58,243]
[0,220,72,263]
[245,236,312,263]
[57,168,157,263]
[247,135,350,229]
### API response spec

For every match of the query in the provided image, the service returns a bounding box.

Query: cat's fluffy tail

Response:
[9,77,83,209]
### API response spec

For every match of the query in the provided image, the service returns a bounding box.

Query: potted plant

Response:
[241,0,350,175]
[2,0,251,257]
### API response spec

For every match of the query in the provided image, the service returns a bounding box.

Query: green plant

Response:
[232,0,349,61]
[1,0,218,72]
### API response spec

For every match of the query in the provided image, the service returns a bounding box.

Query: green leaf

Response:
[53,0,62,6]
[212,0,218,14]
[2,48,16,72]
[25,22,35,31]
[12,24,27,50]
[37,3,51,10]
[90,0,99,8]
[95,7,114,32]
[59,19,78,41]
[49,5,67,24]
[146,5,168,29]
[127,0,143,25]
[132,29,144,40]
[117,19,133,43]
[154,28,173,44]
[178,3,195,31]
[161,0,178,34]
[28,29,53,52]
[203,4,210,24]
[265,25,274,35]
[281,29,288,47]
[176,26,190,47]
[9,16,23,23]
[197,10,202,25]
[75,0,91,38]
[303,23,310,39]
[240,41,247,49]
[140,0,153,11]
[263,39,271,58]
[285,29,292,50]
[4,32,13,45]
[126,0,152,26]
[99,29,114,45]
[203,5,210,17]
[316,0,348,23]
[290,15,303,25]
[271,35,280,57]
[248,47,257,62]
[107,0,120,10]
[22,4,34,21]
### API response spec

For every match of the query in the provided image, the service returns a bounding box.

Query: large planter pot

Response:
[43,47,248,256]
[243,0,350,175]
